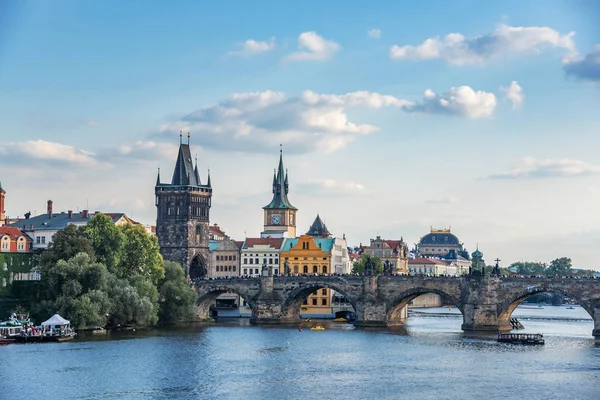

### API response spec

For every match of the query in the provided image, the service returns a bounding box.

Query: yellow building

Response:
[280,234,335,316]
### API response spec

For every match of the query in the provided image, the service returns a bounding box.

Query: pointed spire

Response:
[194,155,201,185]
[179,130,183,144]
[187,131,190,145]
[156,168,161,186]
[263,148,296,210]
[284,168,289,194]
[207,169,211,187]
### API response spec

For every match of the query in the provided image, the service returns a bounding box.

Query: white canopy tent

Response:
[41,314,70,327]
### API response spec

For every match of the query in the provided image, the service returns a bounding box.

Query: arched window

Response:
[322,266,327,274]
[313,265,318,274]
[303,265,308,274]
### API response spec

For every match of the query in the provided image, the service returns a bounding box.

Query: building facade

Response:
[208,237,241,278]
[240,238,283,277]
[417,227,470,260]
[362,236,409,274]
[155,134,212,279]
[0,227,36,298]
[261,150,297,238]
[0,180,5,227]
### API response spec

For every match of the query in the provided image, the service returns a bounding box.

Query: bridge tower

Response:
[155,132,212,279]
[261,147,297,238]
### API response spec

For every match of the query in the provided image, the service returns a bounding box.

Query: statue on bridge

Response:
[261,259,270,277]
[383,260,394,275]
[492,258,501,276]
[364,257,376,276]
[284,259,291,276]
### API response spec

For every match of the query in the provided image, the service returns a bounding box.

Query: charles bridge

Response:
[193,275,600,336]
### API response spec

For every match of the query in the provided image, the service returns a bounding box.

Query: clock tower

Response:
[261,148,297,238]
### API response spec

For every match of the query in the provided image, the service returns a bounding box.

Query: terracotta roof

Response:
[384,240,404,249]
[409,257,448,265]
[0,227,29,240]
[209,224,227,237]
[349,253,360,261]
[243,237,284,249]
[233,240,244,249]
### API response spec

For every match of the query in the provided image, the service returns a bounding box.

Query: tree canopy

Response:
[352,254,383,275]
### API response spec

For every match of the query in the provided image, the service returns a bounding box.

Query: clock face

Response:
[271,214,281,225]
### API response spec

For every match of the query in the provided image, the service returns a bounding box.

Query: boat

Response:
[16,314,76,343]
[0,320,23,340]
[310,326,325,331]
[332,317,347,323]
[497,333,544,345]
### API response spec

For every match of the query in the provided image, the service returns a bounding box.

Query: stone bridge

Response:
[193,275,600,336]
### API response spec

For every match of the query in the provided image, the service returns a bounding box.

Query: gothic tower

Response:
[155,133,212,279]
[0,179,5,227]
[261,148,297,238]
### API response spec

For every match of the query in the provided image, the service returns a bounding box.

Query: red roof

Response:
[243,238,283,249]
[349,253,360,261]
[409,257,447,265]
[0,227,28,240]
[233,240,244,249]
[209,224,227,237]
[384,240,404,249]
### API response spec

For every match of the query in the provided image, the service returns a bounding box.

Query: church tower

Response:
[0,179,6,227]
[155,132,212,279]
[261,148,297,238]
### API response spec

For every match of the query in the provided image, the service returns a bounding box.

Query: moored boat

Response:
[310,326,325,331]
[497,333,544,345]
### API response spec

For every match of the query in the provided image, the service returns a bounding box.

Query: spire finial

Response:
[188,131,190,145]
[280,143,282,155]
[179,130,182,144]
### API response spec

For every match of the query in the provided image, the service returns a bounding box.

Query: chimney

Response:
[68,210,73,219]
[47,200,53,218]
[82,210,89,219]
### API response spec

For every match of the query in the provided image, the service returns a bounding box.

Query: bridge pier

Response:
[461,276,512,333]
[593,304,600,337]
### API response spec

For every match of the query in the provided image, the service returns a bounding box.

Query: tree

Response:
[158,261,196,324]
[352,254,383,275]
[107,277,158,327]
[545,257,572,277]
[510,262,546,275]
[41,224,94,266]
[84,213,124,273]
[119,224,165,284]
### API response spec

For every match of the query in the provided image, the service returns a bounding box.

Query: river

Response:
[1,305,598,400]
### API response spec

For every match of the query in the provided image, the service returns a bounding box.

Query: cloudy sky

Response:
[1,1,599,269]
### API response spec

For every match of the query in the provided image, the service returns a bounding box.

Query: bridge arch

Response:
[194,283,257,320]
[497,285,595,323]
[386,287,463,326]
[281,280,358,320]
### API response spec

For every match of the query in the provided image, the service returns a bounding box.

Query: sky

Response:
[0,0,599,269]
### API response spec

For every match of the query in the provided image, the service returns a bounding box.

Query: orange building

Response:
[0,227,32,253]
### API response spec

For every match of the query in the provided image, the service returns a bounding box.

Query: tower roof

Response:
[171,143,199,186]
[306,214,330,237]
[263,149,297,210]
[0,179,4,192]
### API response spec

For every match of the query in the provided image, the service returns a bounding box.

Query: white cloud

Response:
[403,86,497,119]
[563,45,600,82]
[489,157,600,179]
[0,140,98,166]
[284,31,340,62]
[299,179,371,196]
[390,24,576,65]
[228,37,276,57]
[425,196,460,204]
[155,89,408,154]
[97,141,179,164]
[501,81,524,108]
[368,29,381,39]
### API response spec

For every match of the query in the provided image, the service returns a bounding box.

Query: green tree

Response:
[545,257,572,277]
[119,224,165,284]
[41,224,94,266]
[158,261,196,324]
[510,262,546,275]
[351,254,383,275]
[84,213,124,273]
[107,277,158,327]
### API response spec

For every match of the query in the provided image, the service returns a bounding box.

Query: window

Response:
[244,258,247,264]
[294,266,298,273]
[244,269,247,275]
[322,289,327,295]
[322,266,327,274]
[249,259,253,264]
[233,266,236,272]
[269,258,273,264]
[41,237,45,244]
[322,299,327,306]
[255,269,259,274]
[255,258,259,264]
[229,256,232,261]
[303,266,308,274]
[233,256,236,261]
[312,298,317,305]
[36,237,41,244]
[313,266,318,274]
[303,299,308,305]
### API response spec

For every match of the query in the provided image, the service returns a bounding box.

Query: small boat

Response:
[498,333,544,345]
[332,318,347,323]
[310,326,325,331]
[0,337,15,345]
[304,318,312,322]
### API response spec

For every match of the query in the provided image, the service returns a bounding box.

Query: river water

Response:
[1,305,598,400]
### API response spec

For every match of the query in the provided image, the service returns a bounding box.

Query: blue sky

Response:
[1,0,599,268]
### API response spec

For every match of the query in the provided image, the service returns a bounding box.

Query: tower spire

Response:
[207,168,211,187]
[156,167,161,186]
[187,131,190,145]
[194,155,201,185]
[179,130,182,144]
